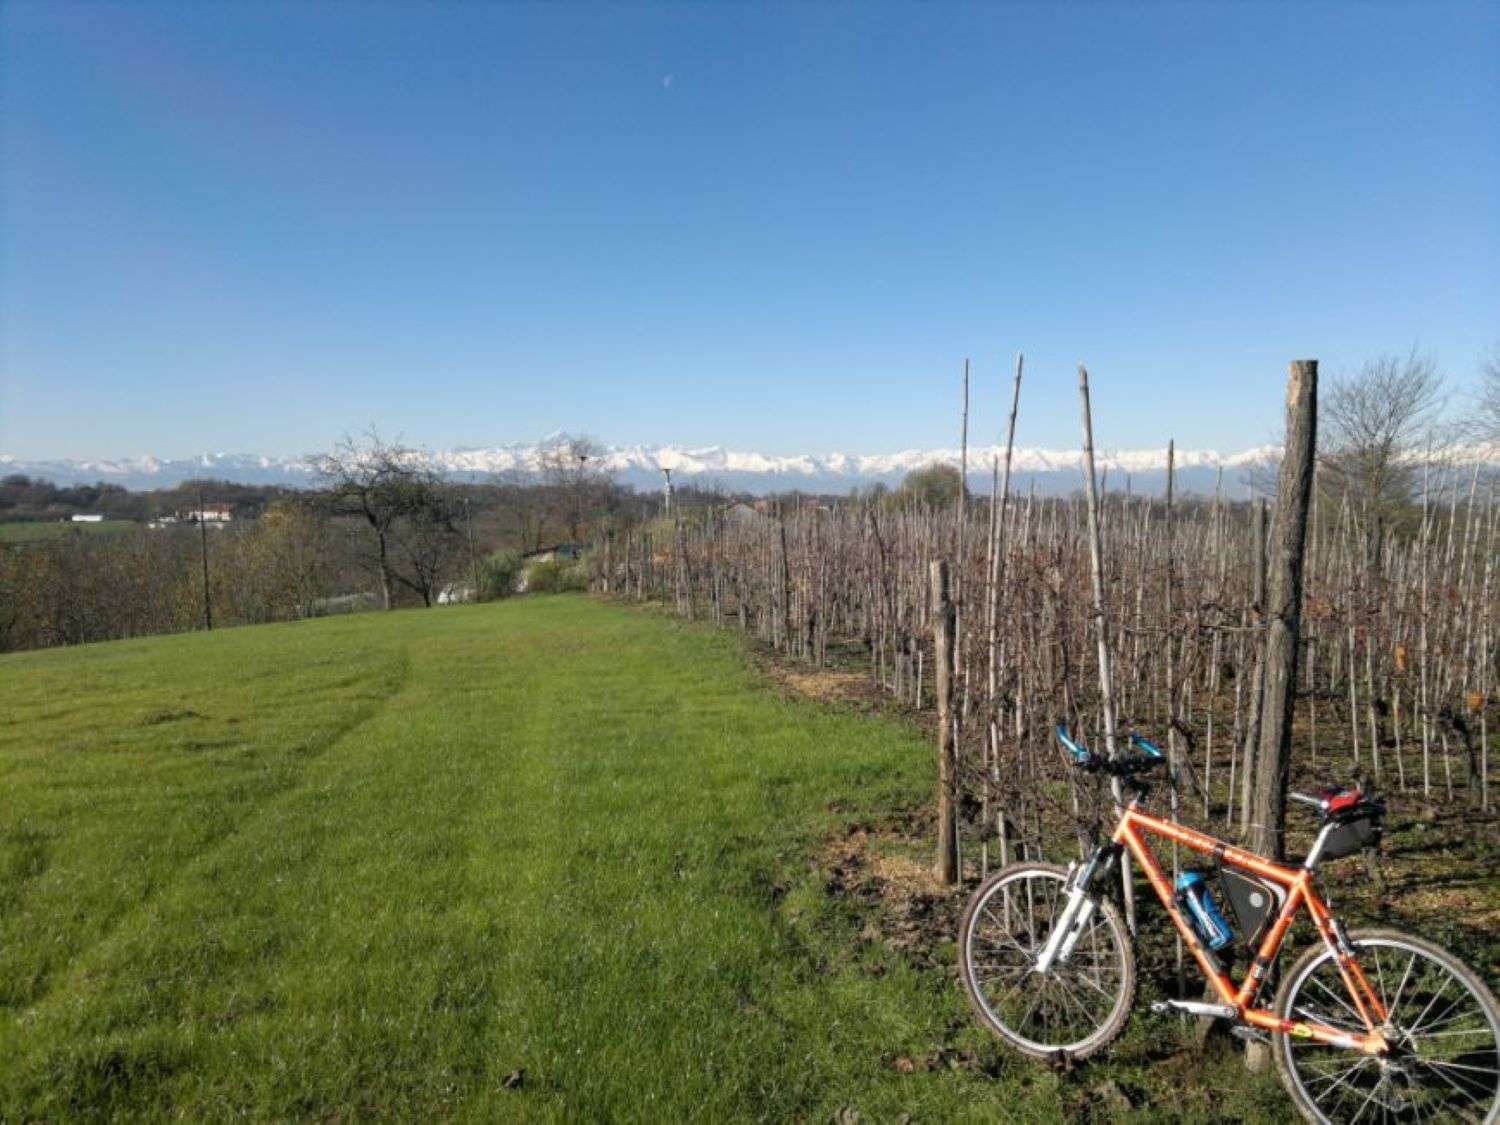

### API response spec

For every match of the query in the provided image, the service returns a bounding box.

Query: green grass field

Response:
[0,518,137,543]
[0,596,1292,1120]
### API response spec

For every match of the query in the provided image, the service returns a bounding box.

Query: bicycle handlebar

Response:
[1055,724,1167,779]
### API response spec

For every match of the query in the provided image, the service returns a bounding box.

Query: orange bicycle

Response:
[958,726,1500,1123]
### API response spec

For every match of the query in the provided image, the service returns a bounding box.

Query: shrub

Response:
[525,557,587,594]
[479,552,523,600]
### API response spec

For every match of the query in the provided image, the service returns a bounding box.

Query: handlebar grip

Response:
[1288,791,1324,809]
[1055,724,1089,762]
[1129,732,1165,759]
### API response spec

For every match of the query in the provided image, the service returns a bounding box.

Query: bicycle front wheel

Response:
[1274,928,1500,1123]
[958,862,1135,1060]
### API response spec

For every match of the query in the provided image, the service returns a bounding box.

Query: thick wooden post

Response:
[1249,361,1318,863]
[931,559,959,885]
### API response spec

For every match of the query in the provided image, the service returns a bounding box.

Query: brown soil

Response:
[817,807,966,976]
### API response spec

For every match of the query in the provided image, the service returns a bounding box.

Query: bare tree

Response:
[1478,343,1500,443]
[255,498,336,618]
[493,469,550,554]
[389,485,464,606]
[313,432,457,609]
[1320,349,1446,518]
[539,435,615,543]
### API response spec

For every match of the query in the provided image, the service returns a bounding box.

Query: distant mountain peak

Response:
[3,439,1494,495]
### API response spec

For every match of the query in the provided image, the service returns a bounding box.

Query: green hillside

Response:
[0,597,1287,1120]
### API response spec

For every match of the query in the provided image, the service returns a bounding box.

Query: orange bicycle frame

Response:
[1114,804,1390,1054]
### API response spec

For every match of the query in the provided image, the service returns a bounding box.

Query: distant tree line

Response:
[0,475,304,523]
[7,349,1492,656]
[0,431,814,653]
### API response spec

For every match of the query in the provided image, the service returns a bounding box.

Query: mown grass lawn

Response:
[0,596,1290,1120]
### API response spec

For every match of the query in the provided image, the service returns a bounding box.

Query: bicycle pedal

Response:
[1230,1025,1269,1045]
[1151,999,1238,1020]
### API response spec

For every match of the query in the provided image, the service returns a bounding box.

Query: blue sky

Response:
[2,1,1496,461]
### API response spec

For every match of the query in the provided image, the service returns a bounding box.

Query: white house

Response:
[70,514,104,523]
[174,505,232,523]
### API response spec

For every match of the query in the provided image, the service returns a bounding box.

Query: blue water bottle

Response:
[1176,870,1234,950]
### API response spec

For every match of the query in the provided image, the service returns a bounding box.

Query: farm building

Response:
[521,542,585,564]
[720,501,771,527]
[175,504,232,523]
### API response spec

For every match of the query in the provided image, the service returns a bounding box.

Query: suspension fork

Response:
[1033,843,1122,974]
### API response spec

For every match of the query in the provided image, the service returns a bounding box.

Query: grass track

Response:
[1,597,1289,1120]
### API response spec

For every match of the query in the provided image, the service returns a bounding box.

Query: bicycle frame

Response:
[1113,802,1391,1055]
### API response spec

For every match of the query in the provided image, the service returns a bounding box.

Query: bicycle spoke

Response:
[1387,952,1418,1024]
[1307,974,1370,1029]
[1415,1024,1494,1041]
[1409,993,1469,1039]
[1419,1059,1499,1078]
[1046,971,1091,1026]
[1413,1056,1494,1106]
[1059,965,1116,1002]
[1371,945,1389,1014]
[1292,1003,1365,1036]
[1304,1054,1378,1121]
[1347,1077,1383,1125]
[1408,973,1455,1035]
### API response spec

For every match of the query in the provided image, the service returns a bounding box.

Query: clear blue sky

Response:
[2,1,1496,461]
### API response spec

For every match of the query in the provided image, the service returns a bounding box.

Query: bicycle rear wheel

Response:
[958,862,1135,1060]
[1274,928,1500,1123]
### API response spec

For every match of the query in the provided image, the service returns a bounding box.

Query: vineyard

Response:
[592,366,1498,878]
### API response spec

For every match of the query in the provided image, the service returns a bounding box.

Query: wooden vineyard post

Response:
[955,359,969,715]
[1164,439,1184,994]
[1239,498,1268,835]
[985,353,1024,879]
[778,521,792,653]
[932,558,959,886]
[1078,364,1132,930]
[1249,360,1318,863]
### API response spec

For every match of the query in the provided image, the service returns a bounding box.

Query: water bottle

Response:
[1175,870,1234,950]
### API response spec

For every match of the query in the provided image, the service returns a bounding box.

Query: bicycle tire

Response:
[958,862,1136,1061]
[1273,928,1500,1123]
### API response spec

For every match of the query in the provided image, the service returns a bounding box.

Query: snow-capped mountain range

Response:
[3,440,1495,496]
